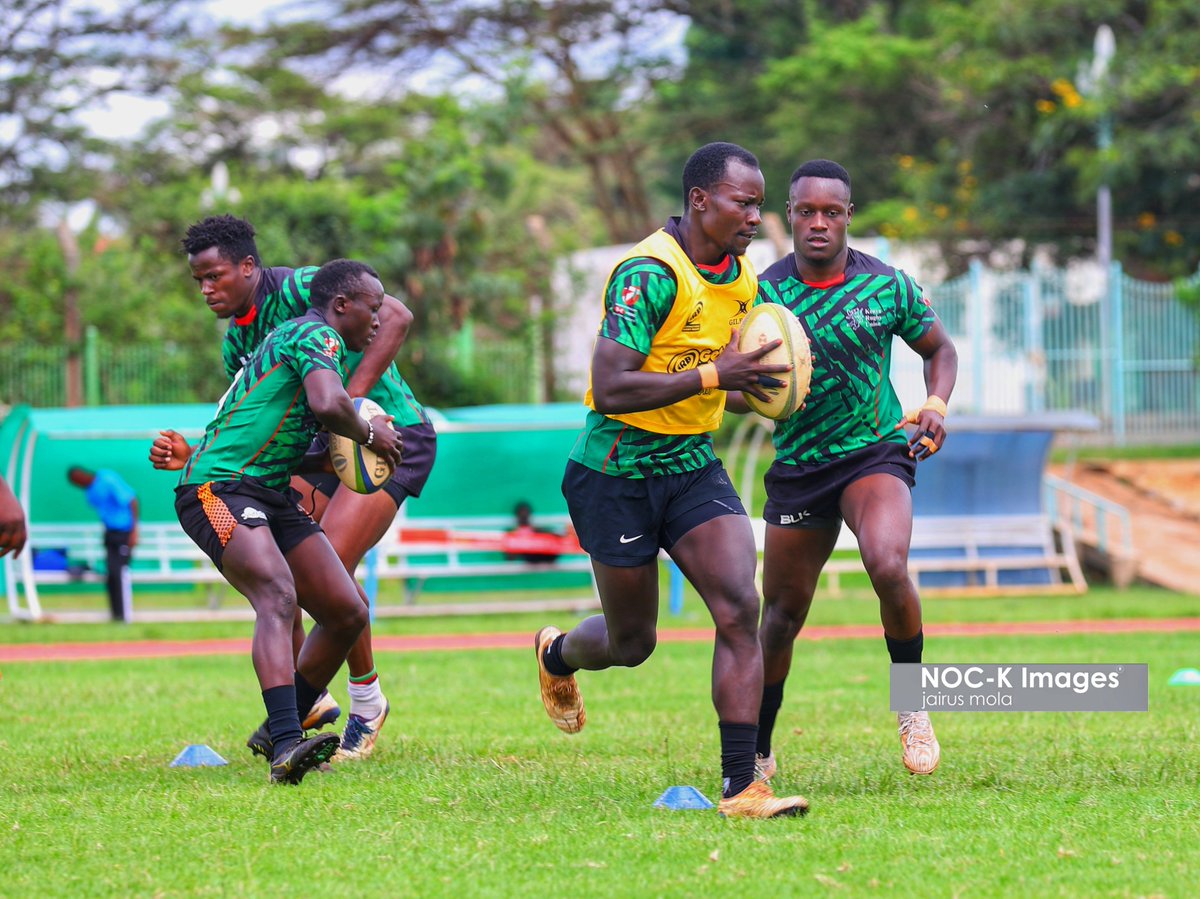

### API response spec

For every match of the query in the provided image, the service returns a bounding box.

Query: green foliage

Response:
[2,75,566,406]
[398,344,509,409]
[663,0,1200,277]
[1176,277,1200,309]
[0,229,73,346]
[5,0,1200,410]
[759,10,934,204]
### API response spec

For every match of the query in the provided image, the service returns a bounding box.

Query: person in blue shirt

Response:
[68,466,138,622]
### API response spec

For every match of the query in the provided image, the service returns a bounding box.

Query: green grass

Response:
[2,597,1199,897]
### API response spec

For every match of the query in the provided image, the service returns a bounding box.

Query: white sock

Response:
[348,677,385,720]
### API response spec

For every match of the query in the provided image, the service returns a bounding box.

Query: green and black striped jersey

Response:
[222,267,315,380]
[182,310,347,492]
[758,248,936,464]
[221,265,430,428]
[570,221,745,478]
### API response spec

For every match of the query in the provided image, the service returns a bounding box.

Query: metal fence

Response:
[890,260,1200,444]
[4,262,1198,444]
[0,325,535,409]
[0,333,229,408]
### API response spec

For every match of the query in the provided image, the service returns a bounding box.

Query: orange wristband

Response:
[921,395,948,417]
[698,363,720,390]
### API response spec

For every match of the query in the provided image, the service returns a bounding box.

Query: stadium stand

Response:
[2,403,601,621]
[725,411,1099,599]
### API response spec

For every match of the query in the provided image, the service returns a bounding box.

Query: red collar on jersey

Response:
[233,302,259,326]
[802,272,846,289]
[697,254,732,275]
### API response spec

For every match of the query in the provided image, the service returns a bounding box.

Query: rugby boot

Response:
[247,690,342,759]
[754,751,777,782]
[269,732,340,785]
[897,710,941,774]
[717,781,809,819]
[534,625,585,733]
[331,700,390,762]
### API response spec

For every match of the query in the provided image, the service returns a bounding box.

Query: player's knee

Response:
[761,602,807,643]
[612,630,657,667]
[862,547,910,591]
[329,596,369,639]
[251,575,298,624]
[710,590,761,638]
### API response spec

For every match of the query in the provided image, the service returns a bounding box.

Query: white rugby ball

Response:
[737,302,812,421]
[328,397,396,494]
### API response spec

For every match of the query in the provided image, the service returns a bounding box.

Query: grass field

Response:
[2,587,1199,897]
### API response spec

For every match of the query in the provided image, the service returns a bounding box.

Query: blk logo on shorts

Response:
[779,511,811,524]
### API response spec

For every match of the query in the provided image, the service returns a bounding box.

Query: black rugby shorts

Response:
[175,478,322,571]
[562,459,747,567]
[763,440,916,529]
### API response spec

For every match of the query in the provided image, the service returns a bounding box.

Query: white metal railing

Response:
[1043,473,1135,563]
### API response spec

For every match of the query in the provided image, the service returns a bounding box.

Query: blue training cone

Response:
[653,785,714,810]
[170,744,229,767]
[1168,668,1200,686]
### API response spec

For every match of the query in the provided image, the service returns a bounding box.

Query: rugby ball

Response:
[737,303,812,421]
[328,397,396,494]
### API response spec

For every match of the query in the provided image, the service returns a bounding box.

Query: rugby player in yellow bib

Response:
[533,142,808,819]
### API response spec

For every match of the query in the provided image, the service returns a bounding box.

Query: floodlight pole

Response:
[1094,26,1115,279]
[1091,25,1116,436]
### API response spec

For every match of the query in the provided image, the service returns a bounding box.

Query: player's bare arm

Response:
[345,294,413,397]
[896,319,958,460]
[304,369,403,468]
[590,333,789,415]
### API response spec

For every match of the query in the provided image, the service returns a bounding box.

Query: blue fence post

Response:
[1110,261,1126,446]
[364,547,378,622]
[1024,270,1045,413]
[968,260,986,413]
[668,560,684,615]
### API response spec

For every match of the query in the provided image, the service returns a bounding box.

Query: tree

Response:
[252,0,688,242]
[0,0,194,221]
[700,0,1200,278]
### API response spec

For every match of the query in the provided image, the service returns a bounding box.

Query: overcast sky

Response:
[76,1,687,140]
[78,0,298,139]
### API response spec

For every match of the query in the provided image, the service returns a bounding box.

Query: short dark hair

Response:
[682,142,759,205]
[66,466,93,487]
[309,259,381,311]
[181,215,260,266]
[789,159,852,192]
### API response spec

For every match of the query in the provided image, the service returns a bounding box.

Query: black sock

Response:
[886,629,924,664]
[263,684,302,754]
[719,721,758,799]
[543,634,577,677]
[294,671,322,720]
[757,680,786,757]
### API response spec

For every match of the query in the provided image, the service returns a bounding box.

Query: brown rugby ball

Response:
[737,303,812,420]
